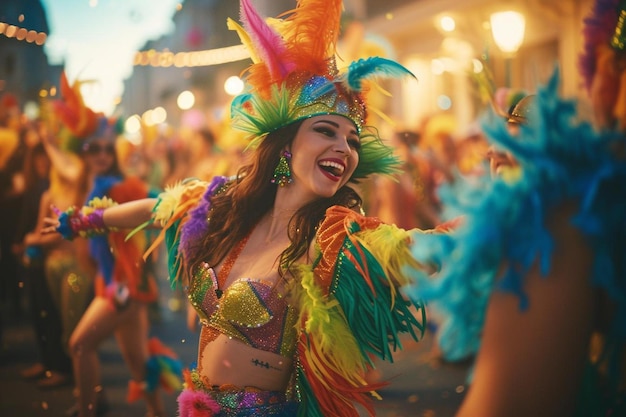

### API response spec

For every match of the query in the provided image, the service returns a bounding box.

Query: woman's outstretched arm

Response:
[42,198,159,235]
[102,198,158,229]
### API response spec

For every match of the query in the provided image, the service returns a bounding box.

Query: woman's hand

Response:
[41,214,61,235]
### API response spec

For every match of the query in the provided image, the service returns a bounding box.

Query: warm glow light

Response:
[142,109,155,126]
[124,115,142,144]
[440,16,455,32]
[177,90,195,110]
[431,59,445,75]
[490,11,525,54]
[223,76,244,96]
[125,115,142,134]
[134,45,250,68]
[24,101,39,120]
[0,22,48,45]
[152,106,167,124]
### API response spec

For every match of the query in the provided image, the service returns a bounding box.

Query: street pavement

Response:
[0,290,469,417]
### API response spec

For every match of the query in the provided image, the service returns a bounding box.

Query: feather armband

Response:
[55,197,119,240]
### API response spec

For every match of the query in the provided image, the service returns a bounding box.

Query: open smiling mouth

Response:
[318,160,345,180]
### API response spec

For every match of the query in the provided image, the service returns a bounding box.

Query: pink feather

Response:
[240,0,292,80]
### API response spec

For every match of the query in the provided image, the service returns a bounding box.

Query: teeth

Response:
[319,160,345,176]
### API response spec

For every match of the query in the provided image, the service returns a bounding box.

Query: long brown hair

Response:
[186,120,362,280]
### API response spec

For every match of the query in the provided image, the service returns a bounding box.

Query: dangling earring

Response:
[271,150,293,186]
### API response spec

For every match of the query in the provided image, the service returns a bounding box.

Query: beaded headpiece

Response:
[53,72,123,154]
[507,95,536,125]
[228,0,415,179]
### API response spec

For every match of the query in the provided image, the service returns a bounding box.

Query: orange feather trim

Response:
[148,337,178,358]
[108,178,158,303]
[242,0,343,98]
[314,206,383,294]
[298,332,386,417]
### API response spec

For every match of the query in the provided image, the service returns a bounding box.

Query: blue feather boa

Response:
[402,69,626,366]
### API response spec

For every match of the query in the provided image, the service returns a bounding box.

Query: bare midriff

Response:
[199,333,294,391]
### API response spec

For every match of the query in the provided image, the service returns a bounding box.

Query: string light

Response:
[0,21,47,45]
[133,44,250,68]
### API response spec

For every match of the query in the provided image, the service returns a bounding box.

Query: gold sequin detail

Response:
[220,280,273,327]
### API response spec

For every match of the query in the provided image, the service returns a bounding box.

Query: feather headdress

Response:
[229,0,415,179]
[53,72,124,154]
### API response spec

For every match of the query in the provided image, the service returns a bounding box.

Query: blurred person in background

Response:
[0,97,31,322]
[409,114,461,230]
[11,135,78,389]
[403,1,626,414]
[43,73,181,417]
[369,130,423,230]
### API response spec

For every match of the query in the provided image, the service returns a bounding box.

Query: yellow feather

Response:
[293,266,369,382]
[227,17,260,64]
[153,179,207,227]
[355,224,424,288]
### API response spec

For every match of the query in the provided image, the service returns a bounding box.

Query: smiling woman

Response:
[41,0,436,416]
[288,116,360,198]
[40,0,181,114]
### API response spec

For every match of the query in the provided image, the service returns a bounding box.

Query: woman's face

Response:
[33,153,50,179]
[287,115,360,200]
[84,139,116,176]
[24,127,40,148]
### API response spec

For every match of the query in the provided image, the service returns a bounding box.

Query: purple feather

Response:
[240,0,292,79]
[179,176,228,262]
[579,0,619,91]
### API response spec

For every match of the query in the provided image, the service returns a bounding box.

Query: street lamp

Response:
[490,11,525,86]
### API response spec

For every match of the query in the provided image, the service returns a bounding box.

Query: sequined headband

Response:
[231,68,367,142]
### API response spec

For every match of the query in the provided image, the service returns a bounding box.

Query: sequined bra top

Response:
[188,262,299,358]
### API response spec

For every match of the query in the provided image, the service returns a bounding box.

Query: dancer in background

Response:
[44,0,430,415]
[47,73,180,417]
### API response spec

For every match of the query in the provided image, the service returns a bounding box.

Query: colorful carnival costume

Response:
[402,65,626,417]
[132,0,430,415]
[148,175,426,417]
[55,166,182,405]
[53,72,183,403]
[57,175,160,306]
[52,71,161,310]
